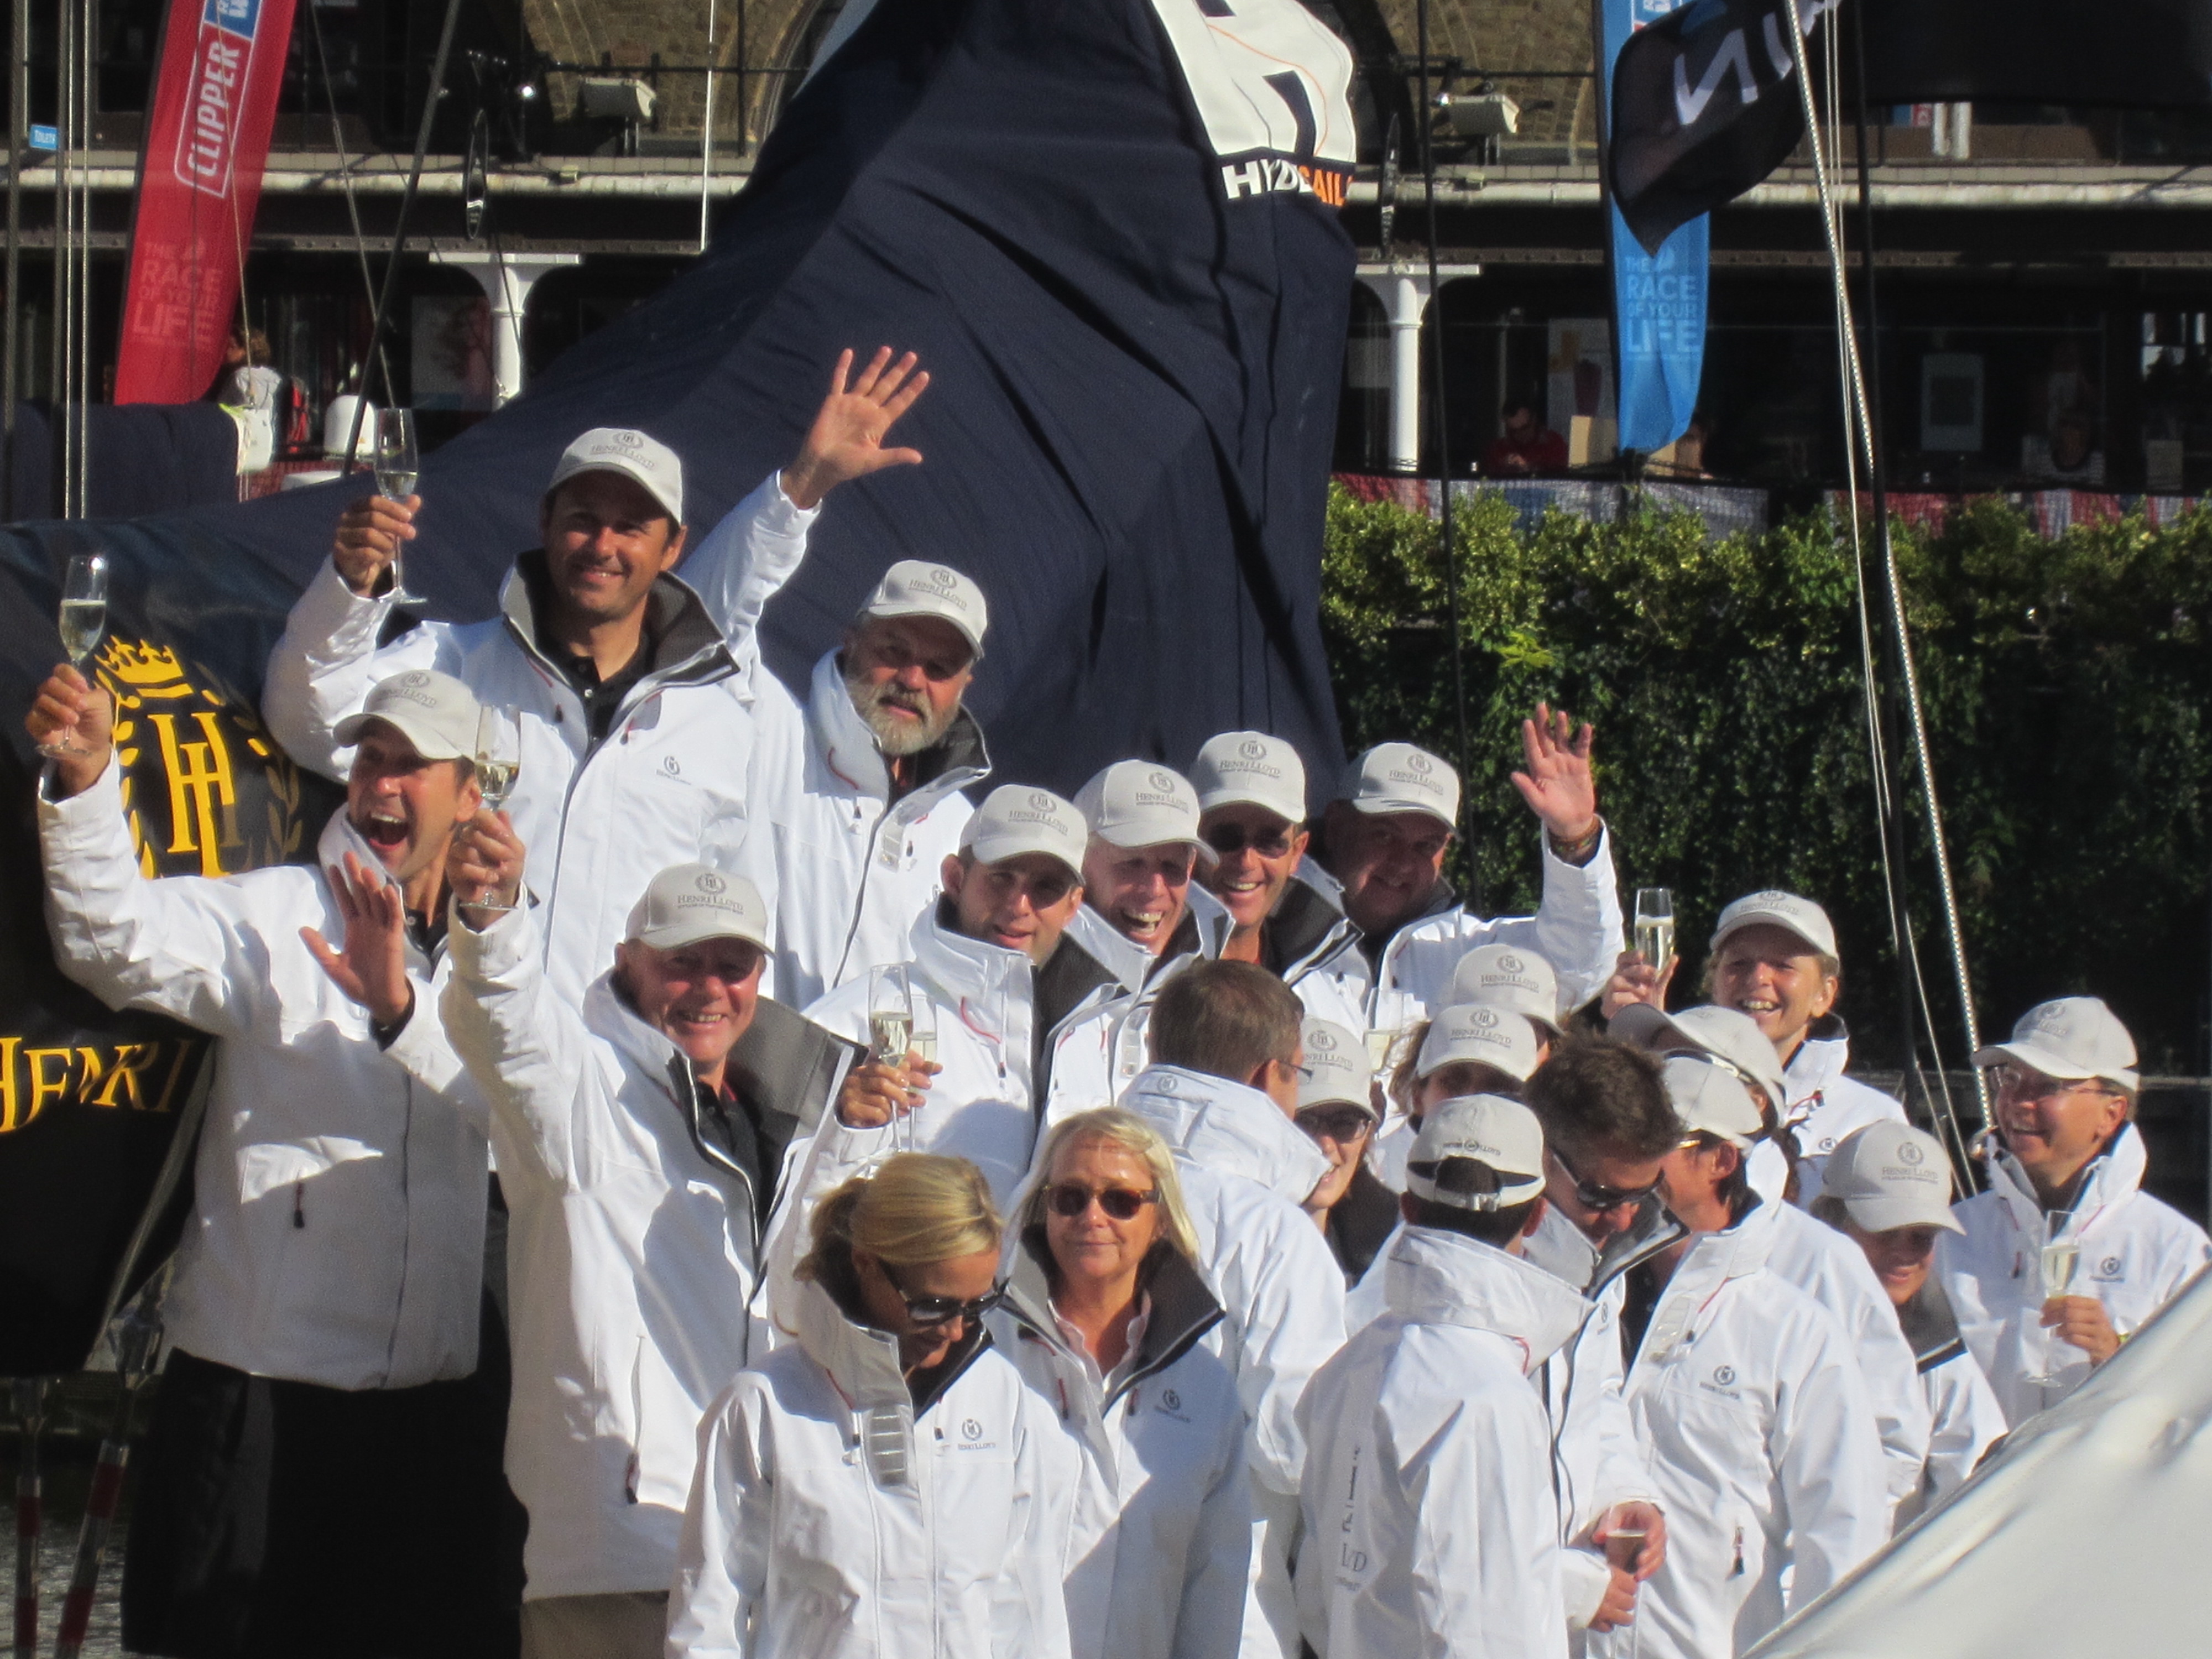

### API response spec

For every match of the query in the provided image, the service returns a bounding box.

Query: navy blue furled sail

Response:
[0,0,1358,1370]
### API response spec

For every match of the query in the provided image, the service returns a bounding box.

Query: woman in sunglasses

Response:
[995,1109,1251,1659]
[667,1152,1076,1658]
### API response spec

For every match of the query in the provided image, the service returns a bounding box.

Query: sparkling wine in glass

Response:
[40,552,109,758]
[1633,888,1675,973]
[469,706,522,912]
[2027,1237,2084,1387]
[868,967,916,1151]
[374,408,424,606]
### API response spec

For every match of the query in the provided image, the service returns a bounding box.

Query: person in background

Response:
[1294,1018,1394,1281]
[1613,1003,1931,1517]
[1188,731,1364,1030]
[1704,890,1906,1204]
[1314,727,1623,1045]
[1296,1095,1586,1659]
[1119,962,1348,1659]
[1519,1037,1678,1653]
[1939,997,2212,1425]
[427,818,844,1659]
[32,666,512,1659]
[667,1154,1074,1659]
[1813,1124,2006,1524]
[1483,399,1569,476]
[1619,1058,1889,1658]
[1049,760,1232,1112]
[995,1109,1251,1659]
[792,785,1118,1217]
[1370,1001,1542,1192]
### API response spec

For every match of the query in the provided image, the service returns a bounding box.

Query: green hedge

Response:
[1321,485,2212,1073]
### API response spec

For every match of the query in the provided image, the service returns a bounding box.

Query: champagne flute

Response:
[1633,888,1675,975]
[2027,1234,2083,1386]
[373,408,424,606]
[469,707,522,913]
[40,552,109,758]
[905,988,937,1157]
[868,967,915,1152]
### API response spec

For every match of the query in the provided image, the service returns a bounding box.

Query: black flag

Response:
[1609,0,1833,255]
[1859,0,2212,106]
[0,0,1358,1372]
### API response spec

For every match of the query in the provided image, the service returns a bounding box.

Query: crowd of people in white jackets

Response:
[24,347,2212,1659]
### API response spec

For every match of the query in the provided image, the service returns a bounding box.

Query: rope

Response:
[304,0,392,400]
[1782,1,1984,1164]
[700,0,717,253]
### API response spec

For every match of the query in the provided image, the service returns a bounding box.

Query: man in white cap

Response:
[1188,729,1363,1030]
[1369,1000,1542,1192]
[1619,1056,1889,1659]
[785,784,1119,1217]
[1940,997,2211,1425]
[1313,710,1625,1042]
[1613,1003,1931,1516]
[1118,961,1348,1659]
[30,666,514,1657]
[1046,760,1235,1113]
[1706,889,1906,1203]
[1814,1124,2006,1520]
[1296,1095,1589,1659]
[427,818,847,1659]
[265,348,929,1008]
[1294,1018,1395,1280]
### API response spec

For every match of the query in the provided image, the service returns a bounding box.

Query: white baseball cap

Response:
[961,785,1088,879]
[1190,731,1308,823]
[1711,890,1839,959]
[1822,1123,1963,1234]
[1074,761,1208,858]
[335,669,482,760]
[1417,1002,1540,1084]
[1406,1094,1547,1209]
[1662,1055,1766,1149]
[1342,742,1460,828]
[624,863,771,953]
[545,427,685,523]
[1974,997,2139,1093]
[1448,945,1563,1034]
[1611,1003,1787,1114]
[858,560,989,658]
[1297,1019,1376,1118]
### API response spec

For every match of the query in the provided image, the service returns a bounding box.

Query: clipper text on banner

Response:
[114,0,298,405]
[1599,0,1707,455]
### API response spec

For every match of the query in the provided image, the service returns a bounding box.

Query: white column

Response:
[429,252,582,406]
[1354,263,1481,474]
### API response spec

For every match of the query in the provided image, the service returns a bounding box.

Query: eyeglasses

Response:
[1046,1183,1160,1222]
[885,1266,1008,1328]
[1202,822,1297,858]
[1548,1145,1662,1213]
[1297,1105,1377,1143]
[1990,1064,2124,1104]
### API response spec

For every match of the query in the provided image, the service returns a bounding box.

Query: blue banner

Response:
[1599,0,1708,454]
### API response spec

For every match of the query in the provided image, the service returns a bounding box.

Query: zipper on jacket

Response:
[292,1182,305,1229]
[382,1073,416,1385]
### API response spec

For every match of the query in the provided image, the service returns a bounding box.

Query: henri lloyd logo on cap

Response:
[1224,739,1283,780]
[1146,769,1180,798]
[1307,1027,1338,1054]
[1897,1139,1926,1167]
[693,872,727,895]
[1387,754,1445,796]
[389,671,441,708]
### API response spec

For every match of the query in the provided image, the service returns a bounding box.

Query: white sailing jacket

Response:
[40,765,485,1390]
[1779,1022,1908,1206]
[432,904,846,1599]
[1609,1195,1890,1659]
[1937,1125,2211,1426]
[263,478,808,1007]
[666,1275,1077,1659]
[1296,1225,1587,1659]
[1893,1281,2007,1525]
[995,1237,1251,1659]
[1333,830,1626,1043]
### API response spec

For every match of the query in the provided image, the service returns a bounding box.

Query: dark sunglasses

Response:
[1202,822,1297,858]
[1550,1145,1662,1213]
[1046,1183,1160,1222]
[1297,1105,1376,1143]
[886,1267,1008,1328]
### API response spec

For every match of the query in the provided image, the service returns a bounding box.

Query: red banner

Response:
[113,0,296,404]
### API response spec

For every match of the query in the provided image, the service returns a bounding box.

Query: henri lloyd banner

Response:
[1598,0,1708,455]
[113,0,297,404]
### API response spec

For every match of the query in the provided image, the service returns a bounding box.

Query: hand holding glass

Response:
[39,553,109,758]
[868,967,919,1151]
[1633,888,1675,974]
[2027,1237,2083,1386]
[468,708,522,912]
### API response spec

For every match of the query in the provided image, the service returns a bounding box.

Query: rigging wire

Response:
[700,0,717,253]
[304,0,392,401]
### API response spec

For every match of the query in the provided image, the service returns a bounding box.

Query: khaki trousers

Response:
[520,1591,670,1659]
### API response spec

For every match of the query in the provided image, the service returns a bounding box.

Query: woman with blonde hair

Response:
[994,1109,1251,1659]
[667,1153,1075,1658]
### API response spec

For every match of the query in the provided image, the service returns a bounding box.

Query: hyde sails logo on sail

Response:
[172,0,267,199]
[1152,0,1358,206]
